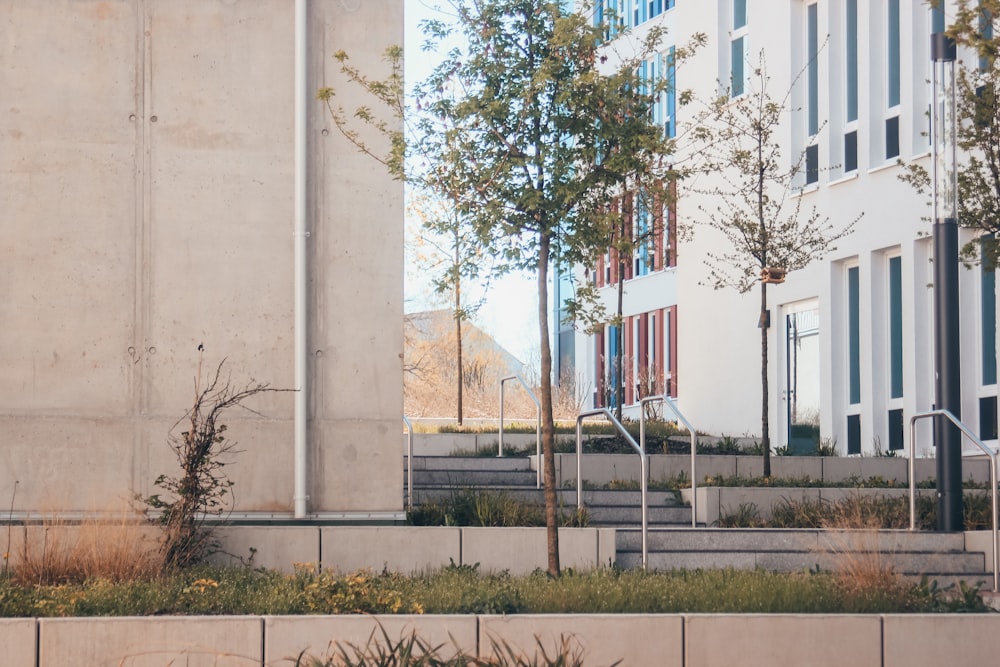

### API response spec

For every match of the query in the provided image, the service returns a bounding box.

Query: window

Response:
[885,0,901,160]
[806,144,819,185]
[848,266,861,405]
[847,414,861,455]
[845,0,858,123]
[731,0,749,97]
[844,0,859,173]
[888,408,904,451]
[844,130,858,172]
[807,3,819,137]
[889,256,903,399]
[983,260,997,387]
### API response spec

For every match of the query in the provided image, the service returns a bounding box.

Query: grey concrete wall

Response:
[0,1,403,516]
[10,614,1000,665]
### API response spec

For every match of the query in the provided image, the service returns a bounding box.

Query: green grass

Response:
[0,564,987,617]
[407,488,586,528]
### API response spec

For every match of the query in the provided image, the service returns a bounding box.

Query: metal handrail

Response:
[576,408,649,568]
[499,374,542,488]
[908,409,998,593]
[640,394,698,528]
[403,415,413,511]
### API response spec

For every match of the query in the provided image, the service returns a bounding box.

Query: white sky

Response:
[403,0,540,366]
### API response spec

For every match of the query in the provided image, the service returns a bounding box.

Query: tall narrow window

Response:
[665,46,676,138]
[983,261,997,387]
[885,0,901,159]
[889,256,903,399]
[807,3,819,137]
[731,0,749,97]
[846,0,859,123]
[848,266,861,405]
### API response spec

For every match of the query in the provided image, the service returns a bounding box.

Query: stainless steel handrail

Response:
[499,374,542,488]
[640,394,698,528]
[403,415,414,511]
[908,409,998,592]
[576,408,648,568]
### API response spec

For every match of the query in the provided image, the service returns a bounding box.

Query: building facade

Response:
[0,0,404,517]
[574,0,998,457]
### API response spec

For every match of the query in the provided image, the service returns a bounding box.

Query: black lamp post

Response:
[931,32,963,531]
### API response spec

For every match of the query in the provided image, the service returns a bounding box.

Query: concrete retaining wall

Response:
[6,614,999,666]
[0,0,404,517]
[550,453,992,487]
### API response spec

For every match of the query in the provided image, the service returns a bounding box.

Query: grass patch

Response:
[407,489,587,528]
[0,564,987,617]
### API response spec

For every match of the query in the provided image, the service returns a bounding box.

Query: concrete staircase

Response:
[615,528,991,586]
[406,455,993,586]
[408,455,691,528]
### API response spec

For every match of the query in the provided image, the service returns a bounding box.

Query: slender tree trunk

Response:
[455,241,464,426]
[538,232,560,577]
[761,281,771,477]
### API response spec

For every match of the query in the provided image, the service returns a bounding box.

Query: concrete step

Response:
[411,469,539,487]
[614,528,988,581]
[407,456,534,472]
[615,549,987,576]
[411,488,682,507]
[615,528,970,553]
[586,505,692,526]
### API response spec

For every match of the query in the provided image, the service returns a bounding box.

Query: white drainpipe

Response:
[293,0,309,519]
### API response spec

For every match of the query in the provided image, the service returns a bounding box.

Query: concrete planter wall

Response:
[6,613,1000,666]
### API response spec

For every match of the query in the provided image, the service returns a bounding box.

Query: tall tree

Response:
[322,1,687,575]
[687,57,857,477]
[418,0,683,575]
[902,1,1000,268]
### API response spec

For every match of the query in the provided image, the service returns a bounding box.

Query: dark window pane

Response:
[844,130,858,172]
[806,144,819,185]
[848,414,861,455]
[889,256,903,398]
[981,396,998,441]
[888,408,904,451]
[848,267,861,404]
[886,115,899,159]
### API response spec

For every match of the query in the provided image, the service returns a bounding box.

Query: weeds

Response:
[144,356,291,570]
[407,489,586,528]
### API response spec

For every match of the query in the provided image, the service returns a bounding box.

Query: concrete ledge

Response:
[321,526,462,574]
[210,526,320,571]
[38,616,262,666]
[461,527,615,573]
[0,619,36,667]
[685,614,881,667]
[479,614,683,667]
[19,614,1000,665]
[264,615,478,664]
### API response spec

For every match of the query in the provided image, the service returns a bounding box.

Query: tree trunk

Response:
[455,255,464,426]
[761,281,771,477]
[538,232,560,577]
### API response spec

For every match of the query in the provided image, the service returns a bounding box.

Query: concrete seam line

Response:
[259,617,265,667]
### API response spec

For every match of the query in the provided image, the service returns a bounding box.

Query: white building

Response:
[572,0,997,457]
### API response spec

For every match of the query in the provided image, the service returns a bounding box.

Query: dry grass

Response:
[813,494,916,610]
[10,505,164,586]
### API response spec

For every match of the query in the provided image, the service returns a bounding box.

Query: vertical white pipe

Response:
[293,0,309,519]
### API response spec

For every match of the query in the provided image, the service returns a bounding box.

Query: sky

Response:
[403,0,540,366]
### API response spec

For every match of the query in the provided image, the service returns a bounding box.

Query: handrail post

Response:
[577,408,648,568]
[402,415,413,512]
[499,374,542,488]
[908,408,998,592]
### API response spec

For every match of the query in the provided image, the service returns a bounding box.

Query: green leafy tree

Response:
[901,1,1000,268]
[321,1,687,575]
[687,56,858,477]
[416,0,691,576]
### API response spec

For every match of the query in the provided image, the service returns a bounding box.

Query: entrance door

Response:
[785,304,821,454]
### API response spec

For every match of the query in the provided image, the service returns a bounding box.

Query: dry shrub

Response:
[814,494,916,610]
[12,506,163,585]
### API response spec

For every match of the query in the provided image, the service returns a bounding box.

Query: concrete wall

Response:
[0,1,403,516]
[5,613,999,666]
